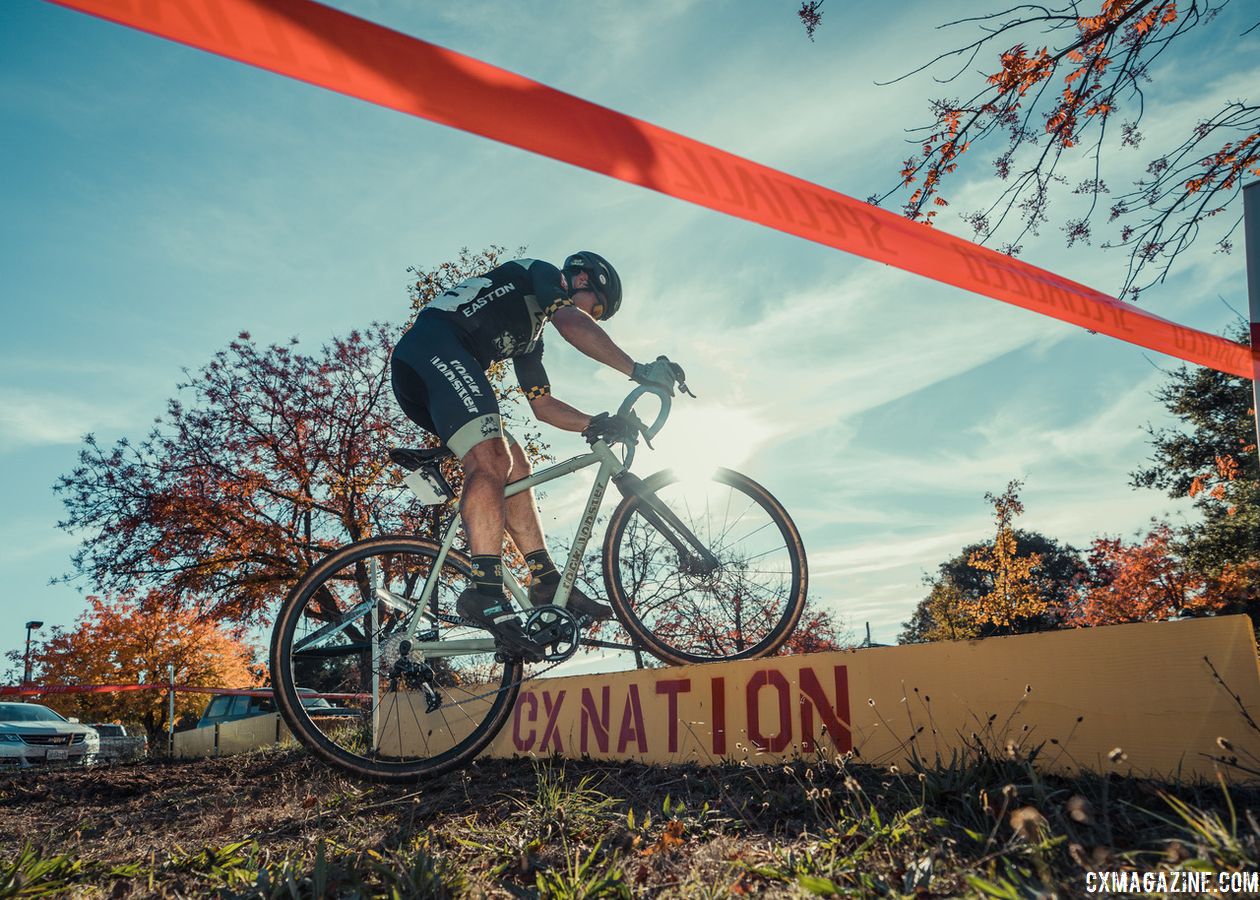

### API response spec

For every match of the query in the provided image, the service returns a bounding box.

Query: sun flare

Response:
[634,402,774,480]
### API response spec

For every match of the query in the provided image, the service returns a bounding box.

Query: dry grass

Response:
[0,745,1257,898]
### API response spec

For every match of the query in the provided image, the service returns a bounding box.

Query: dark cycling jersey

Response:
[422,258,572,395]
[391,259,574,457]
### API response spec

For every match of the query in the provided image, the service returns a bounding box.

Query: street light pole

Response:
[23,621,44,686]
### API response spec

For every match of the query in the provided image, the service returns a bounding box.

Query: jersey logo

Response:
[427,276,516,316]
[461,281,516,317]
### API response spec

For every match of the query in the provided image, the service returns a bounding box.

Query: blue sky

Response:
[2,0,1256,670]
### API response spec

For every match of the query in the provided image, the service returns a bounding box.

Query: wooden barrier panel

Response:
[218,714,283,756]
[173,714,293,758]
[172,617,1260,782]
[173,724,217,758]
[486,616,1260,782]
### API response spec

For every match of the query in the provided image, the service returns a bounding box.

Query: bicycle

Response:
[269,381,808,781]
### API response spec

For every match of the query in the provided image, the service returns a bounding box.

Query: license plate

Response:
[46,748,68,761]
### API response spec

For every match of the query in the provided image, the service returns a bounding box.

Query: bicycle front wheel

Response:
[270,536,521,782]
[602,468,808,665]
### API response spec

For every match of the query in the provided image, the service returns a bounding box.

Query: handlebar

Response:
[616,384,672,443]
[582,382,687,470]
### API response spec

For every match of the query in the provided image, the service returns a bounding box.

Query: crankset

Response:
[523,605,581,663]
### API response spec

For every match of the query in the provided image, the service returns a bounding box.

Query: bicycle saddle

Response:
[388,446,454,470]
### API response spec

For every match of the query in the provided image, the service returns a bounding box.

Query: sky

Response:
[2,0,1257,674]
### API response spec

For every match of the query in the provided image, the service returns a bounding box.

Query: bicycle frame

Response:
[394,438,626,658]
[356,384,718,663]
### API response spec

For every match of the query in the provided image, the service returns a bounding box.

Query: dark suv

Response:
[196,689,356,728]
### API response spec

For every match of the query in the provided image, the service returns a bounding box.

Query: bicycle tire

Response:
[602,467,808,665]
[270,535,522,782]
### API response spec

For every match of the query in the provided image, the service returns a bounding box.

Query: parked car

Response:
[196,688,357,729]
[0,702,99,769]
[87,723,148,762]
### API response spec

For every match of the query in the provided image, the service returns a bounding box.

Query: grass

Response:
[0,742,1257,898]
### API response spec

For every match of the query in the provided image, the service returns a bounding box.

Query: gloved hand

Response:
[630,356,686,396]
[582,411,640,446]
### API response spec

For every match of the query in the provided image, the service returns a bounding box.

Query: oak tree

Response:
[1061,523,1225,625]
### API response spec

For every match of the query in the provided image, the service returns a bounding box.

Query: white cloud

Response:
[810,527,983,578]
[0,387,130,451]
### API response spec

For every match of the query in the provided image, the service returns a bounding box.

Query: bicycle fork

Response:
[612,471,721,574]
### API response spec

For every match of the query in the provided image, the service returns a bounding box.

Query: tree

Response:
[900,579,982,644]
[967,481,1051,627]
[802,0,1259,297]
[26,591,260,745]
[900,482,1086,642]
[1062,523,1227,625]
[55,246,544,625]
[779,601,851,654]
[1131,325,1259,623]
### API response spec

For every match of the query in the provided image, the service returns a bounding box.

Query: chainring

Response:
[524,605,581,663]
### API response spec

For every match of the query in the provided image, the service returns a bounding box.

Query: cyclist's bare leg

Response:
[502,441,612,620]
[503,440,545,557]
[456,437,544,658]
[460,438,510,556]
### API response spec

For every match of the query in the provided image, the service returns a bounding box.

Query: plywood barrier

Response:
[174,617,1260,782]
[217,714,284,756]
[173,723,218,758]
[173,714,292,758]
[486,616,1260,782]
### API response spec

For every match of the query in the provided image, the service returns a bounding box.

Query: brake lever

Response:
[679,381,697,399]
[628,410,652,449]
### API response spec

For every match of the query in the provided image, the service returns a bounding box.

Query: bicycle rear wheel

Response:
[269,536,521,782]
[602,467,808,665]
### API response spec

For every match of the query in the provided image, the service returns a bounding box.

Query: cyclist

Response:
[391,251,684,660]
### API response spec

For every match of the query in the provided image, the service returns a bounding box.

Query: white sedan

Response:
[0,702,100,769]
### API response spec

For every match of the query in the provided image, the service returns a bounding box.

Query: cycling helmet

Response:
[562,251,622,320]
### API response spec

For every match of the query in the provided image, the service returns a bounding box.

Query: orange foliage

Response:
[903,0,1191,219]
[965,481,1053,628]
[1065,525,1225,627]
[29,590,261,742]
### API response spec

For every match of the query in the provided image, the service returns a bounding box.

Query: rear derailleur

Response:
[387,640,442,713]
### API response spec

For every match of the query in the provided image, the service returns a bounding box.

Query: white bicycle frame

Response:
[296,385,712,667]
[383,437,627,659]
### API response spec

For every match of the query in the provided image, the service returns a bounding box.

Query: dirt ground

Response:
[3,748,1258,898]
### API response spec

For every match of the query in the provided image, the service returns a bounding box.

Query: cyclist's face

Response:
[569,277,606,320]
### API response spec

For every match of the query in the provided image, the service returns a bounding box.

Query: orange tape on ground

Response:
[47,0,1256,378]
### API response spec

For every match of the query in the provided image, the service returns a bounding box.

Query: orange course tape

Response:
[47,0,1256,379]
[0,683,365,700]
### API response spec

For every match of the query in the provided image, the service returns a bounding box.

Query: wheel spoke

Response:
[609,471,805,663]
[272,538,521,781]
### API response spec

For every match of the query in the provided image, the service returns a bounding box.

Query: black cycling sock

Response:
[525,550,560,586]
[470,554,503,597]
